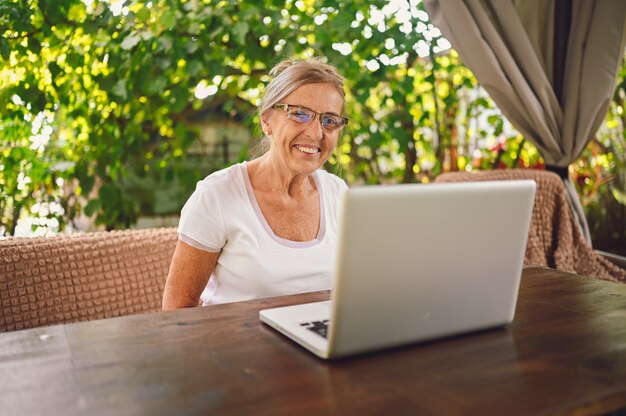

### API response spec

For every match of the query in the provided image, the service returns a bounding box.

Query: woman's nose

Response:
[304,115,324,139]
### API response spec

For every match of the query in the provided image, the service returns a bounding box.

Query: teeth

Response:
[295,145,319,154]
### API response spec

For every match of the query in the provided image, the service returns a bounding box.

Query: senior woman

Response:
[162,58,350,309]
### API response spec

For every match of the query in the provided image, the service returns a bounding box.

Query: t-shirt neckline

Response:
[240,162,326,248]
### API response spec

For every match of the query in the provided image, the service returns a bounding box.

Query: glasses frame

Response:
[273,103,349,131]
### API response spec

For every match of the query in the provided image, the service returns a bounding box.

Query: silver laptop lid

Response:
[328,180,536,357]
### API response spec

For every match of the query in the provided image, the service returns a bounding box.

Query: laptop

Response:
[259,180,536,359]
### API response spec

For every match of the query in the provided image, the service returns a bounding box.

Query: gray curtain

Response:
[424,0,626,244]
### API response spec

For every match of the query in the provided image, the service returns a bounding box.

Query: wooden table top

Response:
[1,266,625,415]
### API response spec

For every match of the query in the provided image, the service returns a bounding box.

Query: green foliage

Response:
[0,0,624,252]
[572,72,626,254]
[1,0,442,232]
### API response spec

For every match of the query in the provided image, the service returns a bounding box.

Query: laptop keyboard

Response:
[300,319,330,339]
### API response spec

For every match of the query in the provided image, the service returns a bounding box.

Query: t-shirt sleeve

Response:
[318,170,349,215]
[325,170,349,194]
[337,176,349,192]
[177,182,227,252]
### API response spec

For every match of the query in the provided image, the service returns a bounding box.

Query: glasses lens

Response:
[321,115,344,130]
[288,107,314,123]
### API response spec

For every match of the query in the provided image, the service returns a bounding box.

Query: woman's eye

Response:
[322,117,338,126]
[292,111,312,122]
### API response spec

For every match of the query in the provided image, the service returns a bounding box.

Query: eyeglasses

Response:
[273,103,349,131]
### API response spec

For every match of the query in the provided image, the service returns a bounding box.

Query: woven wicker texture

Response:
[435,170,626,283]
[0,227,178,332]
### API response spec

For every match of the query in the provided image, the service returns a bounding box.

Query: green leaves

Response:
[1,0,624,242]
[161,9,177,31]
[121,34,141,50]
[83,199,101,217]
[0,38,11,60]
[232,22,250,45]
[112,79,128,99]
[187,60,203,76]
[135,7,150,22]
[144,76,167,95]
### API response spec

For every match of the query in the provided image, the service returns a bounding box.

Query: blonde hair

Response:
[252,57,346,156]
[259,57,346,114]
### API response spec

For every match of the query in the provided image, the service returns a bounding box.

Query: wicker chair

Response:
[0,228,178,332]
[434,170,626,283]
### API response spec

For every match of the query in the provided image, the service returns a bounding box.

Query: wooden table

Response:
[1,266,625,415]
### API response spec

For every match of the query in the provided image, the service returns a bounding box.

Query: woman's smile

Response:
[293,144,322,154]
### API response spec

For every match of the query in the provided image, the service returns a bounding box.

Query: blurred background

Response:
[1,0,624,254]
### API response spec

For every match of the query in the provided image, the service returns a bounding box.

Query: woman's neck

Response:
[247,155,316,197]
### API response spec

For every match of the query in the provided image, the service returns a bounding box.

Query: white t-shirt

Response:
[177,162,349,305]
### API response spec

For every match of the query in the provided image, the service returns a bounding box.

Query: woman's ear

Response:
[264,127,272,136]
[261,115,272,136]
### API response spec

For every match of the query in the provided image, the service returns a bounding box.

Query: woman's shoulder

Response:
[197,163,244,190]
[316,168,349,193]
[317,169,348,189]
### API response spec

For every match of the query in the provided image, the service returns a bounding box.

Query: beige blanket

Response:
[435,170,625,283]
[0,228,177,332]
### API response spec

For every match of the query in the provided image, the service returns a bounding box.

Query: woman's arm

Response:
[162,240,220,310]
